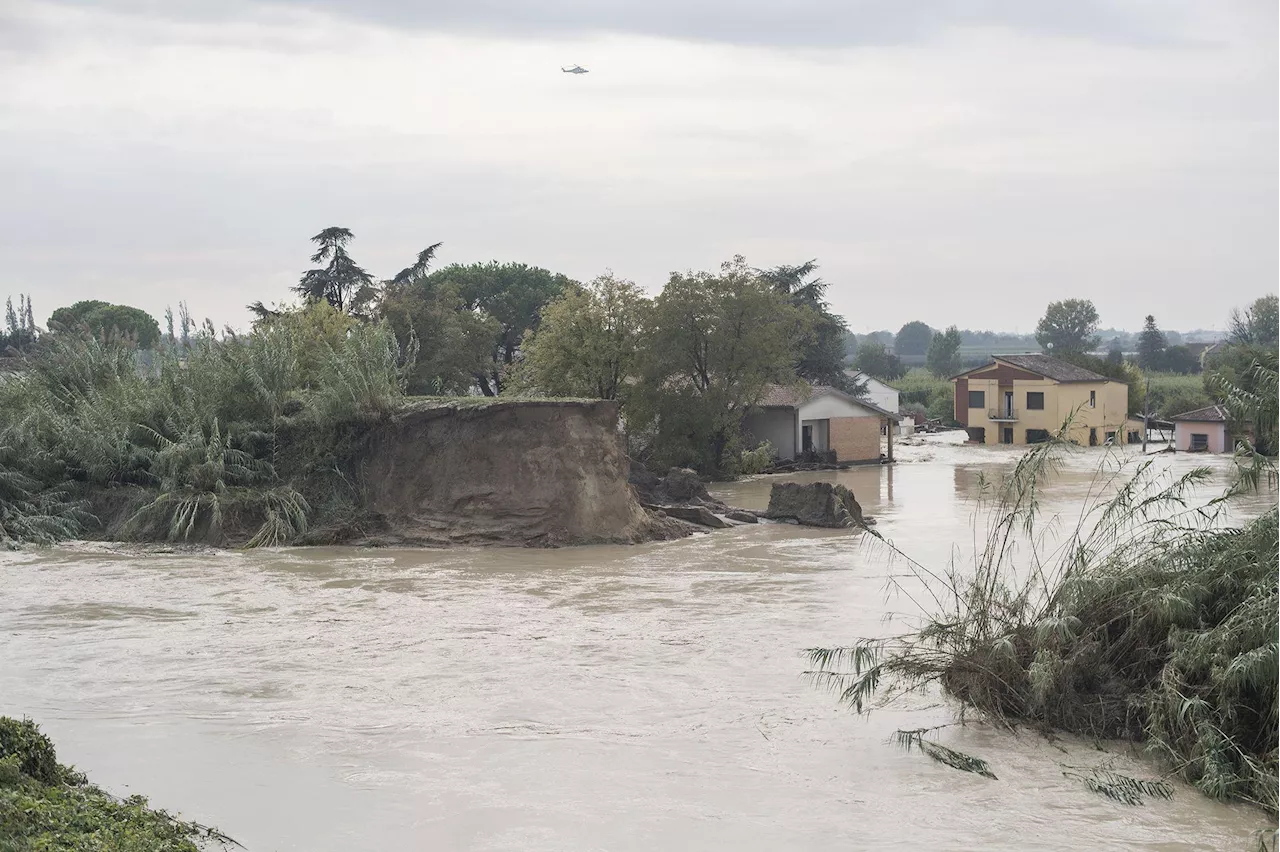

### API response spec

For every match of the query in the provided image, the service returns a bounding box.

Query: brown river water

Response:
[1,434,1275,851]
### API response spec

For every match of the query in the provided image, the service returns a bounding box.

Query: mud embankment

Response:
[354,399,684,547]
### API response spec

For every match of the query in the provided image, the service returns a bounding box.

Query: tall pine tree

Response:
[1136,315,1167,370]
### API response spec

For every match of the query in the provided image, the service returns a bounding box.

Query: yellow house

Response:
[951,354,1140,446]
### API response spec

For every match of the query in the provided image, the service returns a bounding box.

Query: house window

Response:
[1105,431,1116,445]
[1089,390,1096,408]
[1026,392,1044,410]
[1190,433,1209,451]
[1025,429,1050,444]
[968,390,985,409]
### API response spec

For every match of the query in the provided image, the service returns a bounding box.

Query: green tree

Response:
[1136,315,1167,370]
[1106,342,1124,366]
[1,295,37,354]
[633,257,804,473]
[420,262,574,395]
[1160,345,1200,375]
[925,325,962,377]
[48,300,161,349]
[378,279,496,396]
[293,227,374,313]
[1035,299,1100,356]
[513,273,649,402]
[894,321,933,358]
[1228,294,1279,346]
[758,261,850,390]
[853,340,904,381]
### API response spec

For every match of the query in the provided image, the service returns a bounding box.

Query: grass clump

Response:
[808,421,1278,812]
[0,717,236,851]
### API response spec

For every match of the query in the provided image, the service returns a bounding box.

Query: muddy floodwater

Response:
[2,436,1274,851]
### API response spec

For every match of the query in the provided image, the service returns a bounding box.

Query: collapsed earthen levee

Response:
[765,482,867,528]
[356,399,685,547]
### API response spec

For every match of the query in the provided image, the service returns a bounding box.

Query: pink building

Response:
[1171,404,1230,453]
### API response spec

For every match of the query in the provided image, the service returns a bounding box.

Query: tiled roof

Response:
[1171,404,1229,423]
[991,353,1110,383]
[755,384,901,420]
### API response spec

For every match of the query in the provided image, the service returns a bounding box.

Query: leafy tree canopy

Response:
[1035,299,1100,356]
[48,300,161,349]
[758,260,851,391]
[511,273,650,403]
[926,325,963,378]
[1160,345,1200,375]
[853,340,905,382]
[418,262,575,396]
[1228,294,1279,346]
[632,256,806,472]
[894,321,933,358]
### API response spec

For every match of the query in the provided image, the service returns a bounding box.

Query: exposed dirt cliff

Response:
[352,399,686,547]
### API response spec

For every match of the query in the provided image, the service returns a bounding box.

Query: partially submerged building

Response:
[742,385,901,463]
[1170,404,1231,453]
[950,354,1141,446]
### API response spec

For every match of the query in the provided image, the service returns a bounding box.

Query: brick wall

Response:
[829,416,882,462]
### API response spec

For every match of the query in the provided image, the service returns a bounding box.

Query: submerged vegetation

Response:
[0,717,234,850]
[809,403,1279,812]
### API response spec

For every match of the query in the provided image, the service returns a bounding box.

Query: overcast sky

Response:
[2,0,1275,335]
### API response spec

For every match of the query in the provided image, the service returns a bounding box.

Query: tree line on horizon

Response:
[3,229,1276,467]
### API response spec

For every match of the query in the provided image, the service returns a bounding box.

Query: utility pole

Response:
[1142,378,1150,453]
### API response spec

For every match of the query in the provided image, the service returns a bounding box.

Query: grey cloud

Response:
[37,0,1197,49]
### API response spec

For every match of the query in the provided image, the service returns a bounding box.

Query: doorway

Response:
[802,424,813,452]
[1003,391,1014,418]
[1001,427,1014,444]
[1089,428,1098,446]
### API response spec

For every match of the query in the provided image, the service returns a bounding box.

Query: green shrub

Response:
[0,718,60,785]
[732,441,775,476]
[0,717,233,851]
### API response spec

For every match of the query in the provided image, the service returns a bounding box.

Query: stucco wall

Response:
[1174,421,1228,453]
[959,373,1130,445]
[861,380,899,415]
[829,416,882,462]
[742,409,797,458]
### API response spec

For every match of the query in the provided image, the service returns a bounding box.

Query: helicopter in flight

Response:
[561,64,589,74]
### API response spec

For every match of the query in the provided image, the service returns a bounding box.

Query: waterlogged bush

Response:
[0,717,233,851]
[0,448,90,548]
[809,431,1279,812]
[733,441,776,476]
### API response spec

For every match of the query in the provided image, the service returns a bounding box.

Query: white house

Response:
[844,370,911,435]
[742,385,901,463]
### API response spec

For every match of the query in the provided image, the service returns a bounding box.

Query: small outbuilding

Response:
[742,385,901,464]
[1171,404,1231,453]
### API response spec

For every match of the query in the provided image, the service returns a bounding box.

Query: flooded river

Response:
[1,437,1274,850]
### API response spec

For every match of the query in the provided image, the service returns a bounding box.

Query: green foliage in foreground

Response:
[809,430,1279,813]
[0,717,233,851]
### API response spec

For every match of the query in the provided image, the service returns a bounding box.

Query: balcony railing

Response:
[988,408,1018,421]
